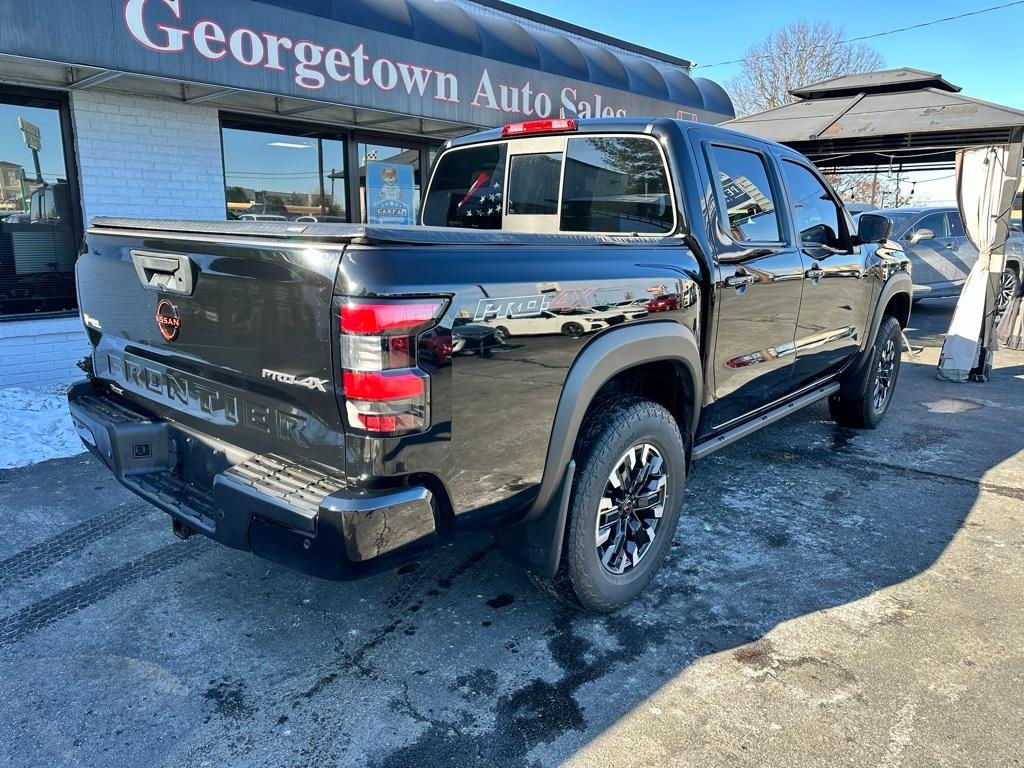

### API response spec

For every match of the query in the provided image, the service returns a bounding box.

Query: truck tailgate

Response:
[78,224,348,467]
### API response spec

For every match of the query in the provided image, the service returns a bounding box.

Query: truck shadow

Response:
[3,320,1020,768]
[280,361,1022,767]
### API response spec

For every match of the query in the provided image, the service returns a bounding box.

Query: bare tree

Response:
[728,22,883,117]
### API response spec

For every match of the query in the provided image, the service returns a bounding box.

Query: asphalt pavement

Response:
[1,298,1022,767]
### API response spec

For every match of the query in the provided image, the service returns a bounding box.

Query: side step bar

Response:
[692,383,840,461]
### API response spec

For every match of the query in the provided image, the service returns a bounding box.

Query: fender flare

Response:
[497,322,703,578]
[840,271,913,398]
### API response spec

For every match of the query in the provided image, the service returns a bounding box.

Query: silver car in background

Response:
[868,207,1021,310]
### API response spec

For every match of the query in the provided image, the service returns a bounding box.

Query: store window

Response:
[0,92,79,317]
[358,141,421,225]
[221,121,347,222]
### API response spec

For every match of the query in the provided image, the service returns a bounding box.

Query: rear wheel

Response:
[531,396,686,612]
[998,268,1020,313]
[828,315,903,429]
[562,322,585,338]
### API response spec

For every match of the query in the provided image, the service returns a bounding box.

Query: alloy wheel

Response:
[595,443,668,575]
[873,337,898,411]
[997,270,1018,312]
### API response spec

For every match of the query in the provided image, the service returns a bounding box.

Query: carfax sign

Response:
[366,162,415,226]
[0,0,730,128]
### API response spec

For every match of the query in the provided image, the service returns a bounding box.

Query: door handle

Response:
[944,242,956,249]
[130,249,196,296]
[805,267,824,280]
[725,273,756,288]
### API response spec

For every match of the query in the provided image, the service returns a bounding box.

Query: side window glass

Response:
[710,146,781,243]
[910,212,949,240]
[781,161,844,250]
[947,211,966,238]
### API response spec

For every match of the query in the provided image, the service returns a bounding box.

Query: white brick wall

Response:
[0,93,226,392]
[71,91,226,223]
[0,317,90,389]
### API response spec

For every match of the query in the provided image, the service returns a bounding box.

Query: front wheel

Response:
[530,396,686,612]
[828,315,903,429]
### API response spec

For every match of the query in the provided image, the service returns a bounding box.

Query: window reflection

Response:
[0,98,77,317]
[222,125,347,222]
[712,145,782,243]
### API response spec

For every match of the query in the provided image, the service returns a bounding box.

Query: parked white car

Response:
[487,306,648,339]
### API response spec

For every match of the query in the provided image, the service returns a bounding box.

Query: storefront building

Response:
[0,0,733,388]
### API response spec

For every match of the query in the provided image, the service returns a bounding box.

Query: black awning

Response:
[257,0,732,118]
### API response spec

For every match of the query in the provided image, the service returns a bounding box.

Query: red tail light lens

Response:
[342,371,425,401]
[340,300,443,335]
[502,118,577,137]
[338,297,446,435]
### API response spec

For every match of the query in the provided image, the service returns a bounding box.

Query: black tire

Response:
[828,315,903,429]
[494,326,510,343]
[531,396,686,613]
[562,322,585,338]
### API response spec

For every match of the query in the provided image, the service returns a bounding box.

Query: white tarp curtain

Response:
[937,141,1024,381]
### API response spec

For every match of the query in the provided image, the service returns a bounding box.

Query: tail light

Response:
[339,298,446,434]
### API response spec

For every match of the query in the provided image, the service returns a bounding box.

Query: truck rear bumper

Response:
[67,380,438,580]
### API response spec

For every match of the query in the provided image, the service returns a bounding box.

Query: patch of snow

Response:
[922,398,983,414]
[0,385,86,469]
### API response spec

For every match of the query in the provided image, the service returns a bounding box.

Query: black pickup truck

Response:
[69,118,911,611]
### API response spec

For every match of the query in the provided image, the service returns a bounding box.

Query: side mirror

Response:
[908,227,934,245]
[801,223,836,248]
[857,213,893,245]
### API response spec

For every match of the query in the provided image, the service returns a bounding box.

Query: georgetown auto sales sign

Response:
[0,0,727,128]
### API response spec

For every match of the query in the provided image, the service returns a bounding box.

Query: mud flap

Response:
[496,460,575,579]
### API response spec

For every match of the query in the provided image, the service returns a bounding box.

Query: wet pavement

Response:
[1,298,1022,767]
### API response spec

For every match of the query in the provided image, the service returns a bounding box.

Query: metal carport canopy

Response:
[724,68,1024,173]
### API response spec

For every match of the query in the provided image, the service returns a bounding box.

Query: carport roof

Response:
[725,68,1024,171]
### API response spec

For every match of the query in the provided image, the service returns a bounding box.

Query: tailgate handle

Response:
[131,250,196,296]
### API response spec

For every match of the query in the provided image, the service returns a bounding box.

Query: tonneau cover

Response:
[89,218,684,248]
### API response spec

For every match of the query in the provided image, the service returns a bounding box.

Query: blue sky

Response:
[514,0,1024,110]
[0,103,67,193]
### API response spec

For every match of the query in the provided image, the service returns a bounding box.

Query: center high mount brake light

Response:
[501,118,578,137]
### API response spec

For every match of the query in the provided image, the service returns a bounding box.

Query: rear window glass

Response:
[561,137,673,233]
[421,144,506,229]
[507,153,562,215]
[424,135,675,234]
